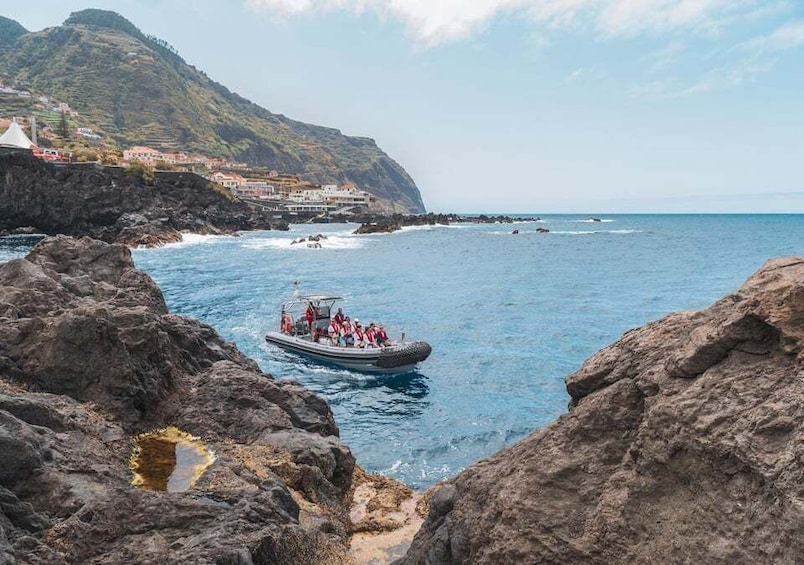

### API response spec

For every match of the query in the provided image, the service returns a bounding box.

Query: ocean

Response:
[3,215,803,488]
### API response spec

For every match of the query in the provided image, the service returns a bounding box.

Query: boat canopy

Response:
[294,294,344,302]
[282,294,343,309]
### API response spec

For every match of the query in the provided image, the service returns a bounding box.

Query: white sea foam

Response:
[149,233,229,249]
[382,460,403,474]
[573,218,615,223]
[397,224,443,232]
[242,235,365,250]
[550,229,642,235]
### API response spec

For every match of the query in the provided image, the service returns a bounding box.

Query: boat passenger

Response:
[364,323,377,348]
[304,303,317,329]
[376,325,389,347]
[354,321,365,348]
[282,313,294,335]
[340,317,354,347]
[328,319,341,345]
[333,308,345,324]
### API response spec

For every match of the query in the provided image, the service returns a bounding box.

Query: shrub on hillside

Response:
[125,162,154,185]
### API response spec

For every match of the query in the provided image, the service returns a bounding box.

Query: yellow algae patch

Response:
[130,427,215,492]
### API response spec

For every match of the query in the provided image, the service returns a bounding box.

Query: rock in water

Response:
[0,235,356,563]
[402,256,804,564]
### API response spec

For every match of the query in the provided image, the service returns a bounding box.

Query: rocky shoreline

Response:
[2,233,802,564]
[402,257,804,564]
[0,235,421,564]
[0,152,288,248]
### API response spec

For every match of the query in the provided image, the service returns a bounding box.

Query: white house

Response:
[209,172,245,190]
[123,146,165,166]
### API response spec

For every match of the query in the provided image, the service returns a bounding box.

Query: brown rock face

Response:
[0,236,355,563]
[402,257,804,565]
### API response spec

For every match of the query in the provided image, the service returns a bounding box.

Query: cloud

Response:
[742,19,804,52]
[245,0,785,46]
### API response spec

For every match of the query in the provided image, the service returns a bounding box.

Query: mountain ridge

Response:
[0,9,426,213]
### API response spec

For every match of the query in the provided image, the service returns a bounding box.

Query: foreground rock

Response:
[0,235,364,563]
[0,152,288,247]
[403,257,804,564]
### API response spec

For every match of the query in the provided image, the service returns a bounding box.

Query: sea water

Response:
[4,216,803,488]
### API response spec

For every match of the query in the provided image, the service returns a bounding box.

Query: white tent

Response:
[0,121,35,149]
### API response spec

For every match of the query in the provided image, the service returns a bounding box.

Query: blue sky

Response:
[5,1,804,213]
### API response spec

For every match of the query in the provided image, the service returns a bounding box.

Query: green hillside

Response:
[0,10,425,212]
[0,16,27,53]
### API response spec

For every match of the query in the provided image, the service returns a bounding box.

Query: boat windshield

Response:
[279,295,344,335]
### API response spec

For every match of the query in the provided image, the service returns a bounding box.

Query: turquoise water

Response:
[3,216,803,488]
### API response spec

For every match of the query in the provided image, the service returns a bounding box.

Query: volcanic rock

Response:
[0,152,289,247]
[402,257,804,564]
[0,235,356,563]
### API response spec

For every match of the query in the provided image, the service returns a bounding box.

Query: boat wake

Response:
[241,235,365,250]
[550,229,642,235]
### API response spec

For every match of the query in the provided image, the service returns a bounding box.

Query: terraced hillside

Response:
[0,9,425,213]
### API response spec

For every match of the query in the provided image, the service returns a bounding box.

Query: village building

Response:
[161,151,198,166]
[209,171,245,190]
[321,184,374,208]
[76,127,102,141]
[123,146,164,166]
[57,102,77,116]
[233,179,274,200]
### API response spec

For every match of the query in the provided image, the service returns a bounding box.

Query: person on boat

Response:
[304,303,317,331]
[340,317,355,347]
[282,312,294,335]
[312,326,327,343]
[354,321,365,348]
[328,319,341,345]
[333,308,345,325]
[376,325,390,347]
[364,323,377,348]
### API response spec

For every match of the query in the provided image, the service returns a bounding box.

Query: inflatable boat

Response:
[265,294,432,374]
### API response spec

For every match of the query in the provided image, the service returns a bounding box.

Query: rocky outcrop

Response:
[350,213,543,235]
[0,235,358,563]
[403,257,804,564]
[0,152,288,247]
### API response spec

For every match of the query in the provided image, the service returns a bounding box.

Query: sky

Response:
[4,1,804,213]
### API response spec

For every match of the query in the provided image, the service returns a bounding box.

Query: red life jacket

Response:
[282,314,293,334]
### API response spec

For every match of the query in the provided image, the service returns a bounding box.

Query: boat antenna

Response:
[291,280,300,298]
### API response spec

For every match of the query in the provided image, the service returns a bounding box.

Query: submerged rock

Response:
[402,257,804,564]
[0,235,357,563]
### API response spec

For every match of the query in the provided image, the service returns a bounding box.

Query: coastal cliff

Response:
[0,235,417,564]
[0,152,286,246]
[402,257,804,564]
[0,10,426,213]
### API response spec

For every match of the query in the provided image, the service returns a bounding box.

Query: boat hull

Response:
[265,332,432,374]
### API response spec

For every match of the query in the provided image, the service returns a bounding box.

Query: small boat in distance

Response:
[265,294,432,373]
